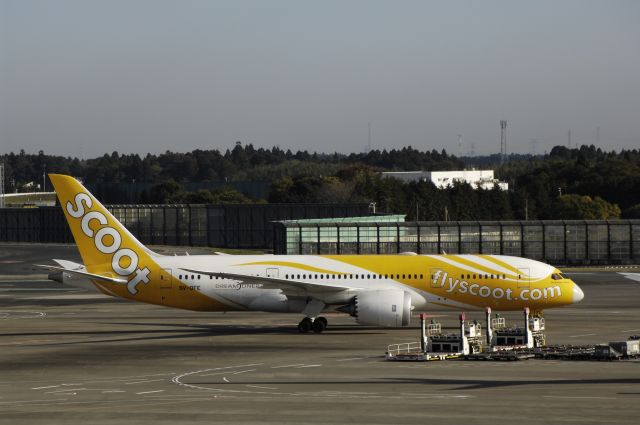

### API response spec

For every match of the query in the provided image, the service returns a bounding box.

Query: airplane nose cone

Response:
[572,283,584,303]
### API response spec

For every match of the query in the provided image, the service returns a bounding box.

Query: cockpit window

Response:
[551,273,562,280]
[559,273,567,279]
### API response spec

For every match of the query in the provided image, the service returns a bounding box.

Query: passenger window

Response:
[420,274,423,279]
[191,275,195,280]
[198,275,201,280]
[355,274,358,279]
[414,274,417,279]
[472,274,476,279]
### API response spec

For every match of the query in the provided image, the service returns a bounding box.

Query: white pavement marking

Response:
[0,310,46,319]
[45,388,86,394]
[31,385,60,390]
[569,333,596,338]
[271,363,305,369]
[136,390,165,395]
[619,273,640,282]
[247,385,278,390]
[296,364,322,368]
[335,357,364,362]
[125,379,166,385]
[232,369,256,375]
[622,329,640,333]
[222,377,229,383]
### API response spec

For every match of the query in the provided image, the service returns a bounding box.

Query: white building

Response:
[382,170,509,190]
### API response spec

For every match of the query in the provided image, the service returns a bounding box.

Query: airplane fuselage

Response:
[84,253,580,313]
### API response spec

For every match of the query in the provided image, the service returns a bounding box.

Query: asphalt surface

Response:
[1,244,640,424]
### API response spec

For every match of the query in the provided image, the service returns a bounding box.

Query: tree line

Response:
[2,143,639,220]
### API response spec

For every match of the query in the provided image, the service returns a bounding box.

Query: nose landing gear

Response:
[298,316,328,333]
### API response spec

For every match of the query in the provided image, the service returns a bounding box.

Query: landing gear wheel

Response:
[315,316,328,328]
[298,317,312,333]
[312,319,326,333]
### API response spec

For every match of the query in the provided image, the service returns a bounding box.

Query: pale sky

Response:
[1,0,639,158]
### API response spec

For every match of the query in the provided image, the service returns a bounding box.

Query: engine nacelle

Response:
[345,290,412,327]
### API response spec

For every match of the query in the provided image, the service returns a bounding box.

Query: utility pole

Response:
[525,198,529,220]
[458,134,463,157]
[444,206,449,222]
[0,162,4,209]
[567,129,572,148]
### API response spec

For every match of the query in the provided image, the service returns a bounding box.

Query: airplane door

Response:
[517,268,530,288]
[266,268,279,279]
[159,268,173,289]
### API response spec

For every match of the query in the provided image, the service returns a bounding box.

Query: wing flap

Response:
[182,268,355,294]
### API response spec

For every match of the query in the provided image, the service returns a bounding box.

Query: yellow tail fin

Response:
[49,174,156,295]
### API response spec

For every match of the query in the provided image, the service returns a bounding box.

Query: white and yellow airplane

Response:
[40,174,584,333]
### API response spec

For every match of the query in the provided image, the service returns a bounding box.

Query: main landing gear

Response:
[298,316,328,333]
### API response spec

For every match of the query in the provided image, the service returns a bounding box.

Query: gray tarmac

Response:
[1,244,640,424]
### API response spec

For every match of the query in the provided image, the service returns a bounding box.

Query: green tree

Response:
[554,194,621,219]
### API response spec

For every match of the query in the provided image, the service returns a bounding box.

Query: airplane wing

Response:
[182,268,358,296]
[34,264,127,284]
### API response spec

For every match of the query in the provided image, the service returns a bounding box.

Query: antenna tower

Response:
[500,120,507,163]
[458,134,463,157]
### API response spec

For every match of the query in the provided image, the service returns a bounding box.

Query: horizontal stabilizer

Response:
[34,264,127,284]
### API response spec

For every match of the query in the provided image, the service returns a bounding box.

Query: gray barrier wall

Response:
[0,203,371,249]
[273,220,640,265]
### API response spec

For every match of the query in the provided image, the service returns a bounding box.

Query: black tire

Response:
[312,319,326,333]
[298,318,312,333]
[316,316,328,328]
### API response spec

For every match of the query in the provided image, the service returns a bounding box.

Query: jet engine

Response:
[338,290,412,327]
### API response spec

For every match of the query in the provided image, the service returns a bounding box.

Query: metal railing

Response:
[387,341,423,356]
